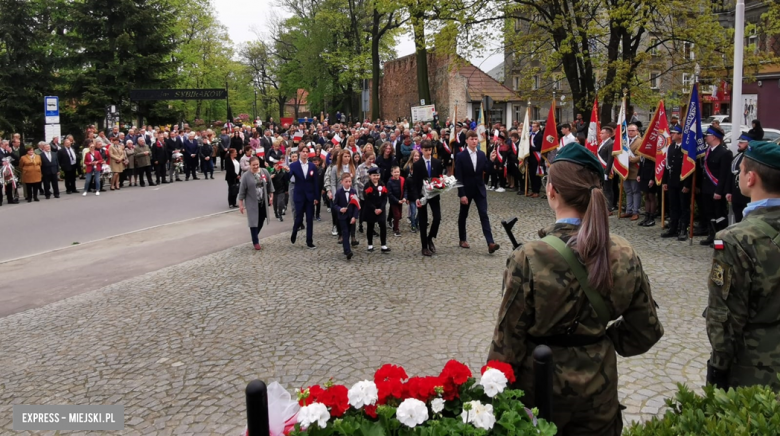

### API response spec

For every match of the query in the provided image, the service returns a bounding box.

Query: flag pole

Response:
[451,101,458,175]
[689,168,696,245]
[618,180,624,219]
[661,188,666,229]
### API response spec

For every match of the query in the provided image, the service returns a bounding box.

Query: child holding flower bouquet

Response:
[362,167,390,253]
[334,173,360,260]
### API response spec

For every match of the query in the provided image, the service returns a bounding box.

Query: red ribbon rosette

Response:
[365,187,373,194]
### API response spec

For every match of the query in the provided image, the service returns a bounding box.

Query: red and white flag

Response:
[256,147,265,158]
[320,149,328,160]
[331,134,342,145]
[349,194,361,210]
[585,98,600,156]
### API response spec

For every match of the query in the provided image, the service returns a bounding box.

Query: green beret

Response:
[745,141,780,170]
[552,143,605,179]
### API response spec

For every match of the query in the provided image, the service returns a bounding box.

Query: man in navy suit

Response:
[455,131,500,254]
[289,145,319,249]
[333,172,360,259]
[183,132,200,180]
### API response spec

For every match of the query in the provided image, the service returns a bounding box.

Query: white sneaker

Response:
[487,186,494,191]
[367,245,374,252]
[327,207,331,213]
[495,187,506,193]
[331,226,338,236]
[82,191,87,196]
[95,191,100,196]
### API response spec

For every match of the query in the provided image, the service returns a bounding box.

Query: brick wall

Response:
[379,52,458,122]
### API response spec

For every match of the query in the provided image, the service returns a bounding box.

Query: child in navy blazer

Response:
[334,172,360,259]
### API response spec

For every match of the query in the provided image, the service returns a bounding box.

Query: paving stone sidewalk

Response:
[0,190,712,434]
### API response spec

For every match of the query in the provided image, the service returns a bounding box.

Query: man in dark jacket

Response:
[39,142,60,198]
[455,131,500,254]
[183,133,200,180]
[57,138,79,194]
[152,132,169,184]
[699,126,733,246]
[661,125,693,240]
[597,126,615,212]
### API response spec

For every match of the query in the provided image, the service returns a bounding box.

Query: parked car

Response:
[703,114,730,124]
[719,123,780,152]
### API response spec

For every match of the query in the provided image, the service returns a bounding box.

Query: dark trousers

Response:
[201,159,213,177]
[700,194,727,235]
[250,201,267,245]
[667,187,691,231]
[527,158,543,193]
[3,183,17,204]
[418,196,441,249]
[136,166,154,185]
[65,168,76,192]
[185,158,198,178]
[274,192,287,217]
[315,194,321,217]
[390,203,402,232]
[42,172,59,197]
[602,179,614,211]
[25,182,40,200]
[366,216,387,246]
[339,219,354,254]
[227,180,239,207]
[458,195,494,244]
[293,199,315,245]
[155,163,167,183]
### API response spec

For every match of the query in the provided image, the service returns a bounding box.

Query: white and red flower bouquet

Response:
[420,175,460,205]
[246,360,556,436]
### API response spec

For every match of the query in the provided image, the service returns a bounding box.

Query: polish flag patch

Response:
[713,239,725,250]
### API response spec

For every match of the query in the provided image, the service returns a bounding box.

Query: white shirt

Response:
[423,158,432,176]
[468,148,478,172]
[232,159,240,174]
[345,190,350,204]
[560,133,577,149]
[44,151,51,161]
[66,147,76,164]
[300,161,307,179]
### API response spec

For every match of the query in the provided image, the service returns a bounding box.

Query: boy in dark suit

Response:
[363,166,391,252]
[334,173,360,259]
[407,140,443,256]
[455,130,500,253]
[289,145,319,249]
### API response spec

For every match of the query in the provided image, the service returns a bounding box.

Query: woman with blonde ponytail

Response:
[487,145,664,435]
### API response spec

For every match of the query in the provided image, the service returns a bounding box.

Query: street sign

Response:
[44,96,60,124]
[44,124,61,143]
[411,104,436,123]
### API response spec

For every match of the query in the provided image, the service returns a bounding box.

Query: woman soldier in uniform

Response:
[487,145,664,435]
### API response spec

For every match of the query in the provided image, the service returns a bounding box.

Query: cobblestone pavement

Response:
[0,189,712,434]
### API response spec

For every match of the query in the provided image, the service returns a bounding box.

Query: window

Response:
[532,106,540,120]
[555,107,562,122]
[682,73,693,91]
[514,105,522,122]
[512,75,520,91]
[650,38,659,56]
[747,29,758,53]
[683,42,695,60]
[532,75,540,90]
[650,72,660,89]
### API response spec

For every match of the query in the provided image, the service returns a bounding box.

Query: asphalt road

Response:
[0,170,298,317]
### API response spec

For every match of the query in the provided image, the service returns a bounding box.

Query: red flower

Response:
[299,384,349,417]
[365,186,374,194]
[402,376,442,403]
[299,385,325,406]
[440,360,472,385]
[363,404,377,418]
[375,364,408,383]
[481,360,516,383]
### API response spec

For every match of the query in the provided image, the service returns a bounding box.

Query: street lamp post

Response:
[731,0,745,146]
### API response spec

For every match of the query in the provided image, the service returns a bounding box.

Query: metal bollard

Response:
[246,380,270,436]
[532,345,553,422]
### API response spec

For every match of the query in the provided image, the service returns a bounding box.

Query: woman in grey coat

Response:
[238,156,275,250]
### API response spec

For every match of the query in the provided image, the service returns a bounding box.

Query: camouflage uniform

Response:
[487,223,664,436]
[706,205,780,389]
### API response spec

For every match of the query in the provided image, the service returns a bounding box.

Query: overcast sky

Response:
[212,0,503,73]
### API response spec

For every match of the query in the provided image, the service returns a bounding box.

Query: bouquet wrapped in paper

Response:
[2,157,18,188]
[172,152,184,174]
[420,175,461,205]
[242,382,299,436]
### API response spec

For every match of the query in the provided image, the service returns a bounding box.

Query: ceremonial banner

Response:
[681,84,704,180]
[611,96,630,180]
[518,107,531,161]
[541,100,558,154]
[476,104,487,151]
[637,101,670,161]
[585,98,600,156]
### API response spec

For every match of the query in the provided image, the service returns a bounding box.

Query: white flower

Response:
[430,398,445,414]
[348,380,378,408]
[396,398,429,428]
[479,368,508,398]
[461,400,496,430]
[297,402,330,428]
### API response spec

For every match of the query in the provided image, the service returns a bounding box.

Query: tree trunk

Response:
[412,11,431,105]
[370,9,382,120]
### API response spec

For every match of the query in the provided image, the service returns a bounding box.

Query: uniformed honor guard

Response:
[487,145,663,435]
[661,125,692,240]
[699,126,733,246]
[706,140,780,390]
[727,134,752,222]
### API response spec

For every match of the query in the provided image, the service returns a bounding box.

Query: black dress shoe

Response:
[428,240,436,253]
[660,229,677,238]
[346,252,353,260]
[291,233,297,244]
[307,243,316,250]
[149,182,157,186]
[54,195,59,198]
[421,248,433,257]
[700,238,714,246]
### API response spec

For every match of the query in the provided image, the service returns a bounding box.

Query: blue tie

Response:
[427,160,431,178]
